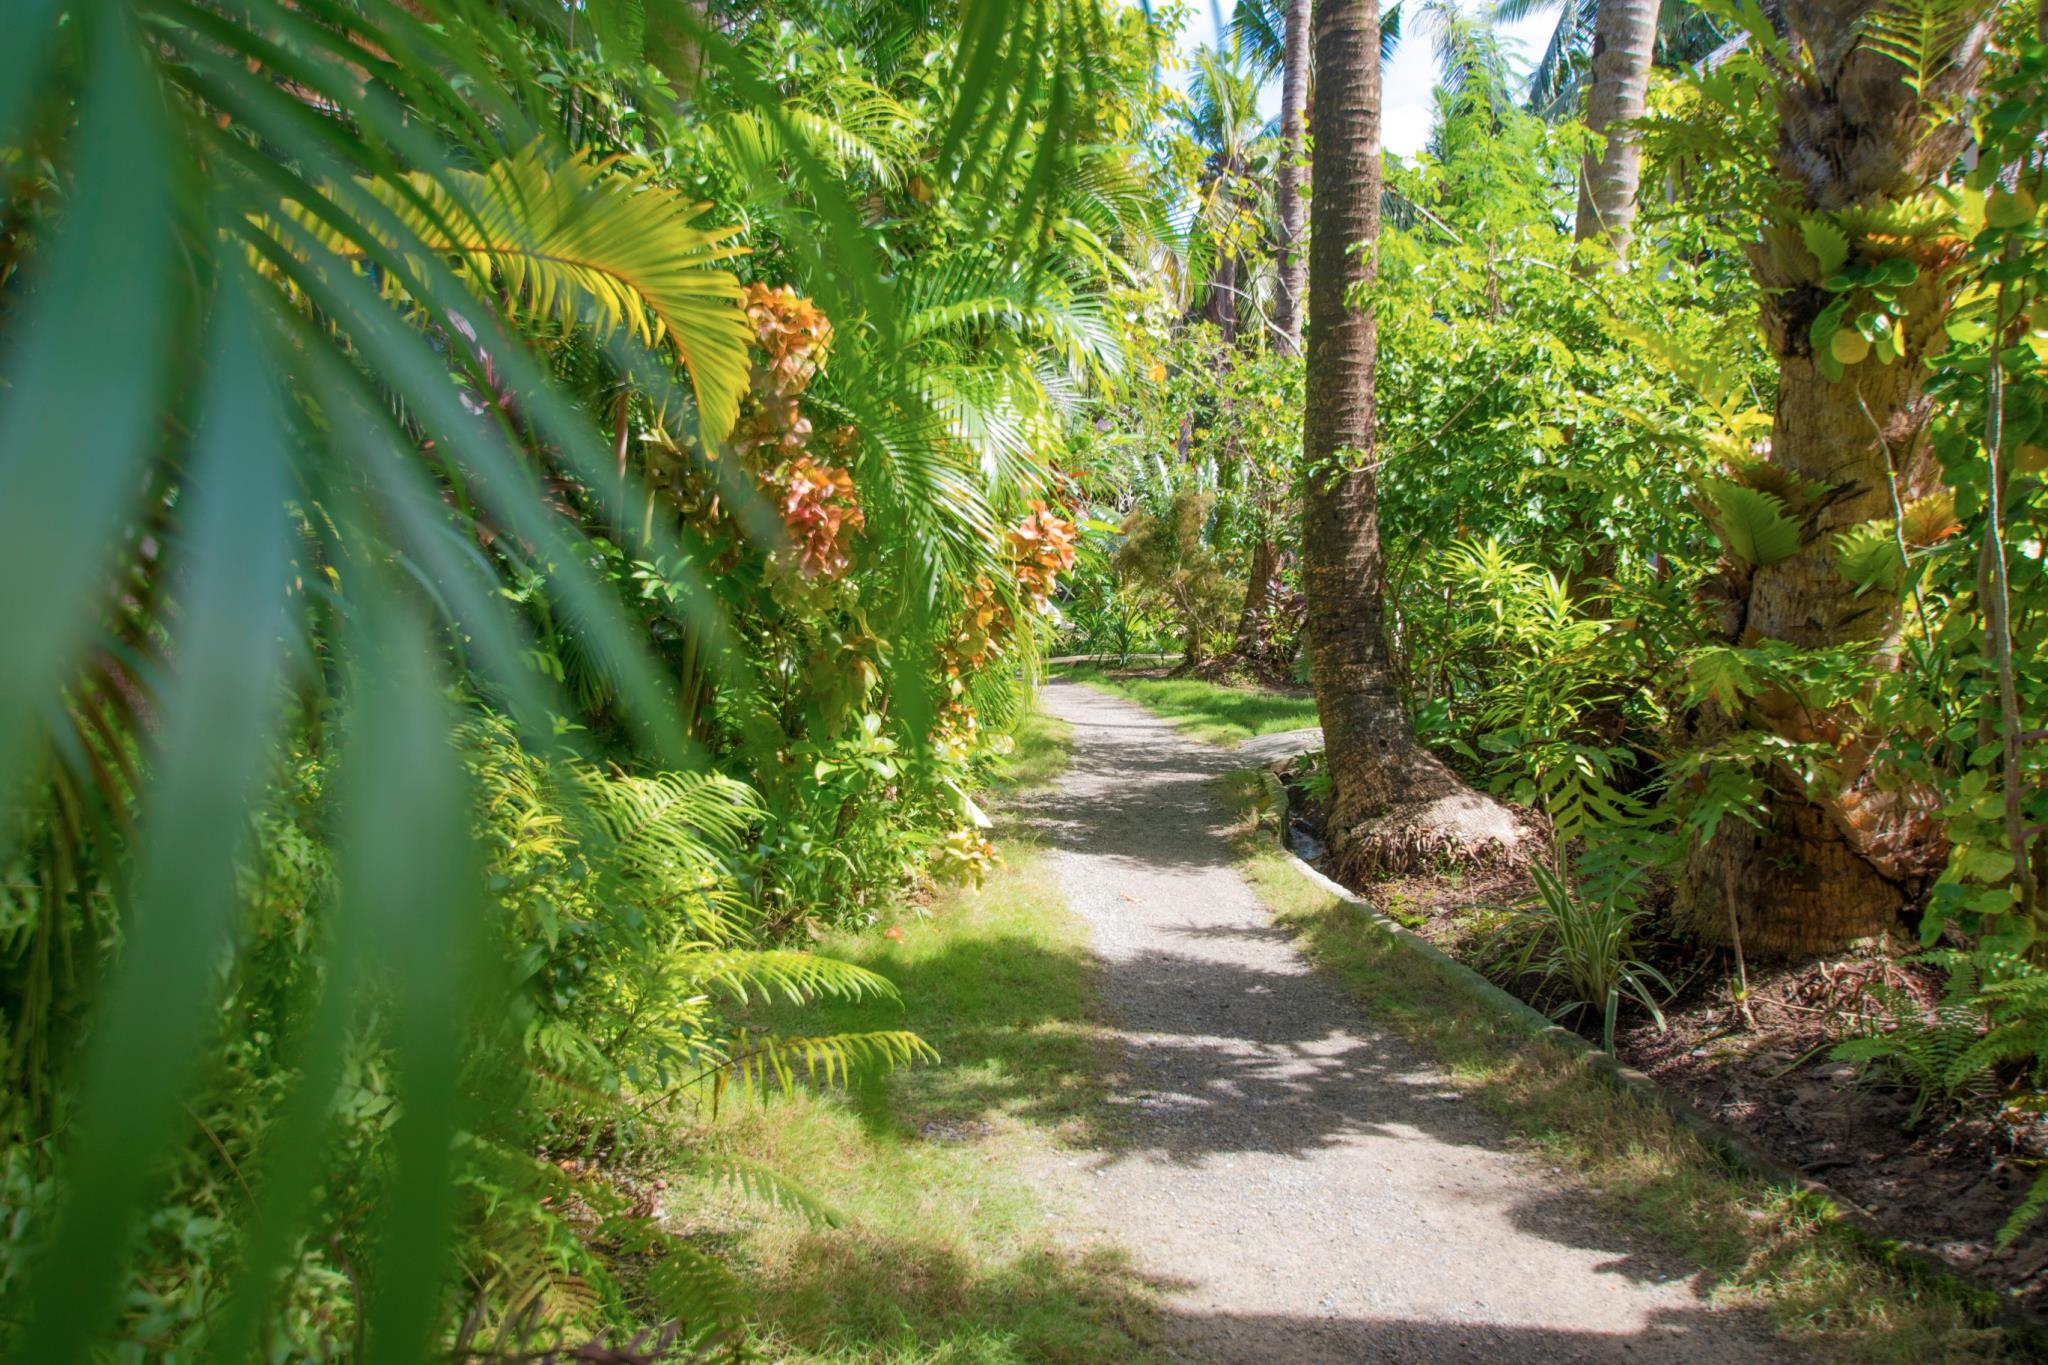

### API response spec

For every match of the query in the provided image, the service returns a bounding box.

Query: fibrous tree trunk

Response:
[1300,0,1526,881]
[1200,245,1240,345]
[1231,534,1278,664]
[1272,0,1311,352]
[1562,0,1660,615]
[1676,0,1993,957]
[1572,0,1662,261]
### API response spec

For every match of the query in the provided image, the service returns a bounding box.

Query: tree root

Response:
[1331,789,1537,882]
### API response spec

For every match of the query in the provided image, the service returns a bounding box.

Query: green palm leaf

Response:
[289,142,754,444]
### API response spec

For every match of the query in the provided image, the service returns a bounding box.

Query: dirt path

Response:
[1027,681,1787,1363]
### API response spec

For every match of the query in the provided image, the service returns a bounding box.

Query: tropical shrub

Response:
[1112,489,1242,665]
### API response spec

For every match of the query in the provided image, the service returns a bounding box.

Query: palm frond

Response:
[287,141,753,443]
[721,1029,939,1097]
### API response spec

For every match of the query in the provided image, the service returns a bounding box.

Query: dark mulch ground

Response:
[1279,771,2048,1316]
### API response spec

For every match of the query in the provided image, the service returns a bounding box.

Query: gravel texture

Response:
[1026,681,1790,1363]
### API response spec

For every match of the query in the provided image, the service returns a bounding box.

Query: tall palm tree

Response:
[1227,0,1313,666]
[1572,0,1661,259]
[1232,0,1404,75]
[1300,0,1526,878]
[1272,0,1312,353]
[1501,0,1723,120]
[1181,42,1272,344]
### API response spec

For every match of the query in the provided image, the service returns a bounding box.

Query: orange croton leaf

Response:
[775,454,865,580]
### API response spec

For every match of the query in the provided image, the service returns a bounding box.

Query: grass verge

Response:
[1215,769,2034,1365]
[682,707,1159,1363]
[1056,664,1318,746]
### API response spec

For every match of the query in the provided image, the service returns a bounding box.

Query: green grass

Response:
[1057,664,1320,746]
[678,710,1161,1363]
[1214,770,2033,1365]
[987,707,1074,793]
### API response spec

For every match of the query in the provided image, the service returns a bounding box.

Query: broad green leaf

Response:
[0,6,174,814]
[1834,523,1907,595]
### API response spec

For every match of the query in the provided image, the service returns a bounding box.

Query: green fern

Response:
[1859,0,1994,94]
[2001,1170,2048,1249]
[1685,647,1760,710]
[1701,479,1803,566]
[572,767,760,939]
[1954,957,2048,1085]
[718,1028,938,1103]
[688,947,901,1007]
[1834,522,1907,595]
[1830,952,1993,1124]
[691,1153,846,1228]
[712,86,924,186]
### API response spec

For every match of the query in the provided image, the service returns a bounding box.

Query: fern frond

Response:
[2000,1169,2048,1249]
[637,1238,745,1339]
[716,89,922,185]
[1859,0,1993,94]
[691,1153,846,1227]
[1701,479,1802,566]
[1834,522,1906,595]
[686,947,901,1007]
[1831,956,1992,1124]
[722,1029,938,1097]
[903,293,1122,380]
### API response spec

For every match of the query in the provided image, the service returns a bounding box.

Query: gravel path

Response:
[1028,681,1788,1363]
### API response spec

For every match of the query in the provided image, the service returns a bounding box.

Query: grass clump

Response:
[990,708,1076,793]
[1058,665,1319,746]
[1215,770,2029,1365]
[680,714,1161,1363]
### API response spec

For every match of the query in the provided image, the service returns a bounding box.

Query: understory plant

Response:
[1489,863,1673,1051]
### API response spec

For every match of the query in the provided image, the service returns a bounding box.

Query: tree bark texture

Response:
[1301,0,1525,880]
[1200,247,1239,345]
[1232,535,1278,661]
[1273,0,1311,352]
[1677,0,1991,957]
[1573,0,1662,260]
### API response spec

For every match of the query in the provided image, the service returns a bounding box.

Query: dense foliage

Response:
[5,0,2048,1355]
[0,0,1162,1357]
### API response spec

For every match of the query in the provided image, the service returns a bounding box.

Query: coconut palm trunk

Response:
[1272,0,1311,351]
[1572,0,1661,260]
[1301,0,1526,880]
[1231,533,1278,663]
[1676,0,1994,957]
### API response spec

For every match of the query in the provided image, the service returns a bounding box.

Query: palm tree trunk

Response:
[1232,534,1277,663]
[1273,0,1311,353]
[1301,0,1525,881]
[1201,250,1240,344]
[1677,2,1992,957]
[1572,0,1661,261]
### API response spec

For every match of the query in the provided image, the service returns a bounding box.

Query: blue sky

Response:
[1171,0,1561,158]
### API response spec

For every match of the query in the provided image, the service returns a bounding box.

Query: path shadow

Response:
[1155,1304,1786,1363]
